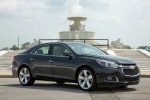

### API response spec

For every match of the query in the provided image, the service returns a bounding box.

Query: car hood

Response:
[82,55,136,65]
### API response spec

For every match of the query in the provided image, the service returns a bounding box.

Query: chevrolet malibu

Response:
[12,42,140,91]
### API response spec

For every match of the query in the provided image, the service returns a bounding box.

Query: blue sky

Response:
[0,0,150,48]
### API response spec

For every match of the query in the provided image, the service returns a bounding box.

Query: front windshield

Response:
[67,43,107,56]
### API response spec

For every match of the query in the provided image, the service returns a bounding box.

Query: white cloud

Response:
[0,0,49,13]
[0,0,18,12]
[0,0,51,19]
[84,8,122,22]
[17,1,49,10]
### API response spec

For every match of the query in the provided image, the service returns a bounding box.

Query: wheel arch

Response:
[18,64,30,76]
[75,65,96,82]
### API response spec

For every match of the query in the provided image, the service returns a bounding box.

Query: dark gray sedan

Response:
[12,42,140,91]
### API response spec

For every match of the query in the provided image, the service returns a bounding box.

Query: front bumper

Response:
[96,66,140,86]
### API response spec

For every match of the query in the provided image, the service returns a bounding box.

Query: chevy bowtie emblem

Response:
[130,66,135,70]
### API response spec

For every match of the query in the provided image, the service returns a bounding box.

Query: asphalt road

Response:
[0,78,150,100]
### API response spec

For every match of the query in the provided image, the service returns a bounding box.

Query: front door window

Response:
[52,44,71,56]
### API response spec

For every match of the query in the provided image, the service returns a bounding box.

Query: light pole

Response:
[18,36,19,49]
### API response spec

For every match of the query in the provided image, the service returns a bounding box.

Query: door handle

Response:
[30,58,34,61]
[49,60,54,63]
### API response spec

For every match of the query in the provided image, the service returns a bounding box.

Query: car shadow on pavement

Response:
[90,86,137,94]
[1,82,86,93]
[1,82,137,93]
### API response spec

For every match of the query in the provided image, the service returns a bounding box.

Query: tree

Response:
[126,45,131,49]
[10,45,19,50]
[21,42,30,49]
[137,46,150,49]
[2,47,9,50]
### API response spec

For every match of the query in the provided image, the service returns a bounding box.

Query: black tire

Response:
[18,66,35,86]
[56,81,65,84]
[77,68,97,91]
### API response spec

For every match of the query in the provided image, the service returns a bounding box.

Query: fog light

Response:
[104,76,119,82]
[107,77,112,80]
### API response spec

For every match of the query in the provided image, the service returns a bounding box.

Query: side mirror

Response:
[63,53,74,58]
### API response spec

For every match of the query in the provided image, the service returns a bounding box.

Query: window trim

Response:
[50,44,75,57]
[30,43,75,58]
[30,44,51,56]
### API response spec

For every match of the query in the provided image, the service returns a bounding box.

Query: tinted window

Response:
[52,44,71,56]
[67,43,106,56]
[33,45,50,55]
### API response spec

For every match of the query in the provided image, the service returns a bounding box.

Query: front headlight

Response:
[96,60,118,68]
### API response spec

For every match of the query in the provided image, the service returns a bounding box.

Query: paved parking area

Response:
[0,78,150,100]
[90,78,150,100]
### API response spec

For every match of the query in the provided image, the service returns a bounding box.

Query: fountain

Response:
[59,0,97,44]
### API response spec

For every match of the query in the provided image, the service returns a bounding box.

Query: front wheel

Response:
[19,66,35,86]
[77,68,97,91]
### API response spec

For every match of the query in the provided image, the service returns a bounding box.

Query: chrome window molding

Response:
[29,43,75,58]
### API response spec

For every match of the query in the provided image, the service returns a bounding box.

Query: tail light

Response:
[13,55,17,60]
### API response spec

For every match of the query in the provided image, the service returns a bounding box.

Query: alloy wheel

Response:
[78,69,93,90]
[19,67,30,85]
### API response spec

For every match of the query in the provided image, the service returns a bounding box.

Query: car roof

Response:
[39,42,85,45]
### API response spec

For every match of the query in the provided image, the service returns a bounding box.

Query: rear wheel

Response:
[77,68,97,91]
[19,66,35,86]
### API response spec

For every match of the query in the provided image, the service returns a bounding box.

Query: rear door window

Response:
[32,45,50,55]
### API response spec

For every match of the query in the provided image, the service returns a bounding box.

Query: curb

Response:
[140,75,150,78]
[0,71,13,78]
[0,75,13,78]
[140,71,150,78]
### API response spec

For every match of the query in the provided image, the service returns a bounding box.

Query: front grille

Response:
[124,77,139,82]
[122,67,139,76]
